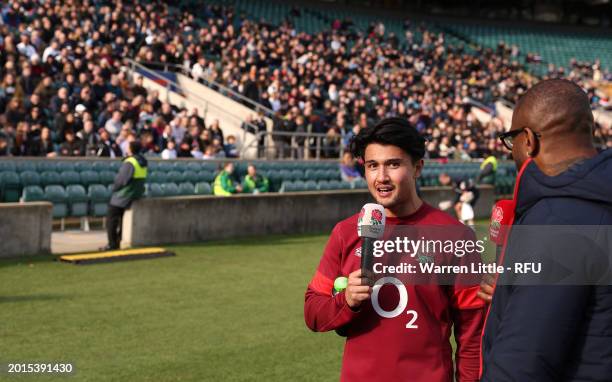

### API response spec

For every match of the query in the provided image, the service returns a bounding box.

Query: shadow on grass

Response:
[0,294,72,304]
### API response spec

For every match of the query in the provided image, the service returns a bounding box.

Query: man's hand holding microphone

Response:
[344,203,386,310]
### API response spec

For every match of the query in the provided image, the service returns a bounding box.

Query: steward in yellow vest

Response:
[104,141,148,250]
[478,153,498,184]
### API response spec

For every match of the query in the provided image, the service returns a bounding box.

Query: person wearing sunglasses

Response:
[480,79,612,381]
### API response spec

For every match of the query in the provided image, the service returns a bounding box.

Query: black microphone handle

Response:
[361,237,375,277]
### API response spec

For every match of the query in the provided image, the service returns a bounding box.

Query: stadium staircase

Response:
[126,60,268,159]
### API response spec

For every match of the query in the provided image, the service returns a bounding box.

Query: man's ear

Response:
[525,128,539,157]
[413,159,424,178]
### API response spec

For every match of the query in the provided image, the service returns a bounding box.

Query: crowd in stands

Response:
[0,0,610,161]
[0,0,237,159]
[180,4,611,158]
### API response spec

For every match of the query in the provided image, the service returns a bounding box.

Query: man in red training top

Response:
[304,117,485,381]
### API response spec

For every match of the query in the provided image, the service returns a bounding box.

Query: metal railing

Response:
[131,59,276,119]
[241,131,345,160]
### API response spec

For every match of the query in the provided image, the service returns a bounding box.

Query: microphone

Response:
[357,203,386,276]
[489,199,514,262]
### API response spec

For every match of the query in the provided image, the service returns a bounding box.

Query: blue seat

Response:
[20,171,41,187]
[60,171,81,186]
[352,178,367,189]
[178,182,195,195]
[317,180,332,190]
[0,171,21,202]
[80,171,100,187]
[194,182,212,195]
[44,185,68,219]
[0,161,16,172]
[88,184,111,217]
[22,185,45,202]
[109,161,122,172]
[167,171,182,184]
[66,185,89,217]
[15,161,37,172]
[40,171,62,187]
[147,183,164,197]
[161,183,179,197]
[304,180,318,191]
[37,161,58,172]
[197,171,215,183]
[99,170,116,185]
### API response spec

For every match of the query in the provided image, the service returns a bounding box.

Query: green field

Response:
[1,223,492,381]
[0,234,344,381]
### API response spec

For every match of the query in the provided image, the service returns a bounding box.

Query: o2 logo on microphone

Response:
[371,277,419,329]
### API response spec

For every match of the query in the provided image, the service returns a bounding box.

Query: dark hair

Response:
[349,117,425,162]
[129,141,142,154]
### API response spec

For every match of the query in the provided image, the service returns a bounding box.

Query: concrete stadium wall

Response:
[122,186,494,247]
[0,202,52,258]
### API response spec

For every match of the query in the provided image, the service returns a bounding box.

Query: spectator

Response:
[177,140,193,158]
[77,120,99,156]
[191,141,204,159]
[0,133,9,156]
[202,145,216,159]
[213,162,242,195]
[104,111,123,137]
[29,126,56,157]
[241,164,269,194]
[224,135,239,158]
[11,121,31,156]
[96,128,122,158]
[161,140,177,160]
[59,130,83,157]
[339,151,362,182]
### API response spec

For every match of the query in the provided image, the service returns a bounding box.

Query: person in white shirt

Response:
[161,140,177,160]
[17,34,37,60]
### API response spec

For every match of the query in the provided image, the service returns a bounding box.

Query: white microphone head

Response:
[357,203,386,239]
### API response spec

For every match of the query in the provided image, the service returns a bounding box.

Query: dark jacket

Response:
[109,154,148,208]
[482,149,612,382]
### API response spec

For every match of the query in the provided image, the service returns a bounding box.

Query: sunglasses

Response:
[498,127,542,150]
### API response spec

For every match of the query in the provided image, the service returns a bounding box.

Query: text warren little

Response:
[373,262,542,275]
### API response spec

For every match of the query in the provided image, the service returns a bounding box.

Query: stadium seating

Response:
[0,171,21,202]
[80,171,101,187]
[61,171,81,187]
[1,160,517,227]
[20,171,41,187]
[194,182,212,195]
[99,171,116,186]
[178,182,196,195]
[44,185,68,220]
[88,184,112,217]
[22,185,45,202]
[40,171,62,187]
[441,22,612,74]
[66,185,90,218]
[161,183,180,197]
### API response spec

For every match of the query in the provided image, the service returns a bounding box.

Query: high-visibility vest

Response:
[481,156,498,172]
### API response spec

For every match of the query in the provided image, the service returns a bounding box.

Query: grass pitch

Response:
[1,223,491,381]
[0,234,343,381]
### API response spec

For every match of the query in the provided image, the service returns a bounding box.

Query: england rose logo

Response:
[492,206,504,223]
[371,209,383,225]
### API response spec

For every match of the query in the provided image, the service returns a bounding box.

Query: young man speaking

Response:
[304,118,485,381]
